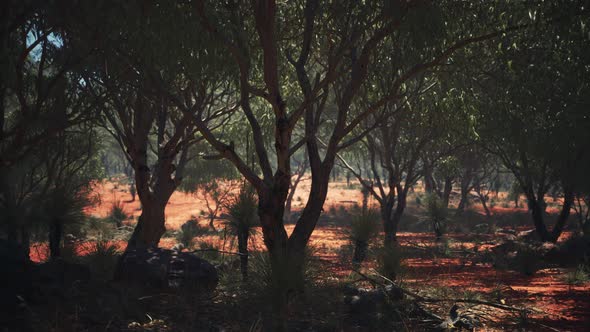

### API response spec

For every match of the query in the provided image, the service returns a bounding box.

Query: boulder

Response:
[344,284,404,313]
[116,247,218,292]
[0,239,34,323]
[517,229,541,243]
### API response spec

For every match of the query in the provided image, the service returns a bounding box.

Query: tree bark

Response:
[352,239,368,264]
[528,196,551,242]
[479,192,491,218]
[442,176,453,208]
[382,200,395,247]
[128,201,167,248]
[549,189,573,242]
[49,219,62,259]
[424,166,435,193]
[237,231,249,281]
[383,191,407,247]
[457,174,472,214]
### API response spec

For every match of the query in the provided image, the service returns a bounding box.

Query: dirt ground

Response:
[40,179,590,330]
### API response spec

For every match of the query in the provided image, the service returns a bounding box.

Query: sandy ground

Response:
[33,179,590,330]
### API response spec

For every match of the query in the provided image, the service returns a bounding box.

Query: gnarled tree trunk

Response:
[49,219,62,259]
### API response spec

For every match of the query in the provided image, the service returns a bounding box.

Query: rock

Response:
[116,247,218,292]
[517,229,541,242]
[0,239,34,324]
[344,284,404,313]
[436,304,480,331]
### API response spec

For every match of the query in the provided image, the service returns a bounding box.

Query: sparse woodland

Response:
[1,1,589,331]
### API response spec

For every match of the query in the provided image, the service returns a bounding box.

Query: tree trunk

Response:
[424,168,435,193]
[382,201,395,247]
[528,196,551,242]
[208,215,216,231]
[383,192,407,247]
[237,231,249,281]
[442,177,453,208]
[127,156,176,249]
[549,189,573,242]
[128,201,167,248]
[479,193,491,218]
[457,171,473,214]
[49,219,62,259]
[352,240,368,264]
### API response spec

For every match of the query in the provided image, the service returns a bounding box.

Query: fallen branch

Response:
[366,269,534,314]
[188,248,247,256]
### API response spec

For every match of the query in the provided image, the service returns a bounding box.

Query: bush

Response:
[565,265,589,286]
[424,194,448,239]
[108,200,128,228]
[248,247,319,301]
[196,241,221,261]
[226,183,258,280]
[415,195,422,206]
[376,245,404,281]
[350,208,380,264]
[176,218,208,249]
[80,240,120,280]
[434,238,453,258]
[512,245,542,276]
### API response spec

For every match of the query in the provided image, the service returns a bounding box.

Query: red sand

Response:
[32,180,590,330]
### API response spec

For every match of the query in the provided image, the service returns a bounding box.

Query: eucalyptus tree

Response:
[453,146,502,218]
[183,0,533,304]
[0,1,101,256]
[471,2,590,242]
[340,82,458,246]
[73,1,235,248]
[0,1,97,168]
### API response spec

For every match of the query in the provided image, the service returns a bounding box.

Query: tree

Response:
[340,81,457,246]
[185,3,529,317]
[471,2,589,242]
[1,2,101,257]
[75,1,234,248]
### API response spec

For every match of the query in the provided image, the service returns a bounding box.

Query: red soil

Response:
[32,180,590,330]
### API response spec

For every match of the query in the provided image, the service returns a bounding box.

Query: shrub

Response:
[424,194,448,239]
[512,245,542,276]
[376,245,404,281]
[349,208,380,264]
[176,218,207,249]
[434,238,453,258]
[248,246,319,303]
[80,240,120,280]
[108,200,128,228]
[196,241,221,261]
[415,195,422,206]
[565,265,589,286]
[226,183,258,281]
